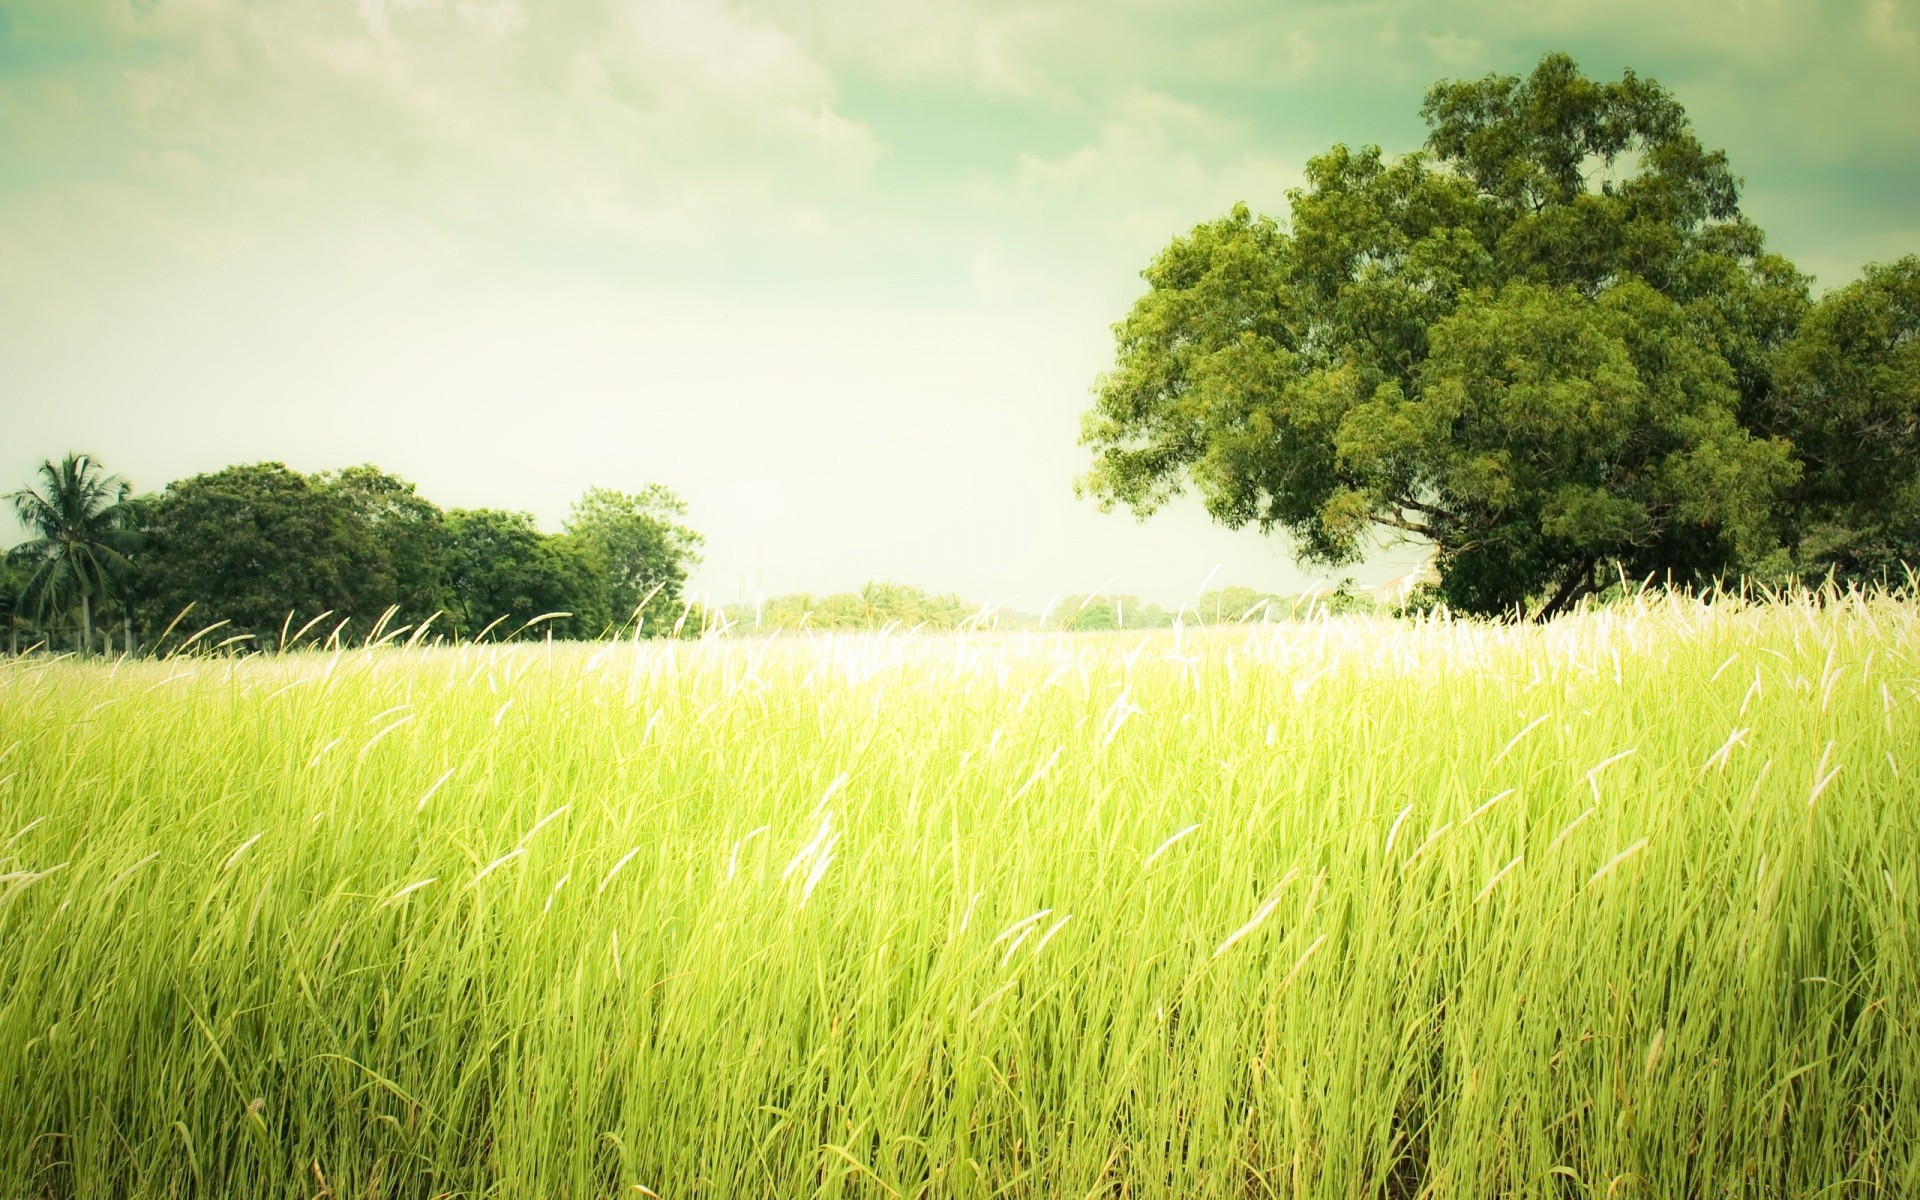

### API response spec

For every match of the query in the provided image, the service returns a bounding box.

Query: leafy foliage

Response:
[442,508,609,641]
[1079,52,1883,617]
[317,465,453,628]
[129,463,389,649]
[106,461,702,648]
[563,485,703,636]
[1764,256,1920,585]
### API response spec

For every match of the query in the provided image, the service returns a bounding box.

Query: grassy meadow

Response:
[1,592,1917,1198]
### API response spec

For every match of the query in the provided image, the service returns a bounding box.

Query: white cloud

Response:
[8,0,878,264]
[1423,31,1485,67]
[1003,86,1306,253]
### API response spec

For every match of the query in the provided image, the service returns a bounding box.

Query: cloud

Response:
[999,85,1305,260]
[1423,31,1485,68]
[2,0,879,265]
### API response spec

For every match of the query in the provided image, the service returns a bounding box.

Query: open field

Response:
[1,594,1917,1198]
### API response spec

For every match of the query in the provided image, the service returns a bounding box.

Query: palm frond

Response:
[5,453,138,626]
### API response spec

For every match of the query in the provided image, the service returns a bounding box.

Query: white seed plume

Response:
[782,811,836,882]
[1701,727,1752,773]
[957,891,982,935]
[469,848,525,887]
[1399,823,1453,873]
[799,836,837,907]
[0,862,67,898]
[1382,805,1415,858]
[1101,689,1140,747]
[358,714,414,762]
[1031,913,1073,958]
[727,826,769,882]
[222,833,264,873]
[1488,714,1549,769]
[991,908,1053,946]
[4,816,45,850]
[416,766,458,812]
[816,771,850,809]
[998,925,1034,967]
[1474,855,1524,904]
[1215,894,1284,960]
[515,804,571,851]
[1143,824,1200,869]
[967,978,1019,1022]
[1807,763,1843,808]
[598,846,643,894]
[1280,933,1328,988]
[1807,742,1841,808]
[1462,789,1516,825]
[1584,747,1638,801]
[1009,748,1061,803]
[1545,807,1596,856]
[383,877,438,906]
[104,852,160,896]
[1586,838,1650,889]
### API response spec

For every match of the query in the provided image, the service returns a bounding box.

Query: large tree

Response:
[6,453,140,655]
[563,485,703,636]
[131,462,390,649]
[1080,53,1816,617]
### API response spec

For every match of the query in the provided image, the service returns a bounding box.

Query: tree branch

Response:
[1374,513,1434,537]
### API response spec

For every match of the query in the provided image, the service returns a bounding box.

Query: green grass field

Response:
[2,593,1916,1198]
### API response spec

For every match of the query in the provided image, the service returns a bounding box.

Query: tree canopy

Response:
[1763,256,1920,586]
[81,461,707,649]
[317,465,453,628]
[1079,52,1908,616]
[563,485,704,636]
[131,462,391,649]
[441,508,609,642]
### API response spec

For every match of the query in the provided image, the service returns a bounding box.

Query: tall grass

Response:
[1,591,1916,1197]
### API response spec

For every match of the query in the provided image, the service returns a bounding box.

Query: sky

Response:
[2,0,1916,609]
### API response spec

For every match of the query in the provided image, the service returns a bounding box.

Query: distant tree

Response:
[1079,53,1811,618]
[131,462,388,649]
[1050,595,1175,631]
[1197,586,1284,623]
[317,465,452,625]
[1763,256,1920,585]
[563,485,703,637]
[6,453,140,655]
[443,509,607,640]
[729,583,973,632]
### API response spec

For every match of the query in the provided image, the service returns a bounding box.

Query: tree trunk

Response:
[125,614,136,658]
[1535,557,1598,623]
[80,594,93,658]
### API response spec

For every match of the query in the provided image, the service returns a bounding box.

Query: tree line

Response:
[712,582,1377,633]
[3,456,702,655]
[1081,53,1919,618]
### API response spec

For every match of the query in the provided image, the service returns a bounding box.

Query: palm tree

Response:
[7,453,139,656]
